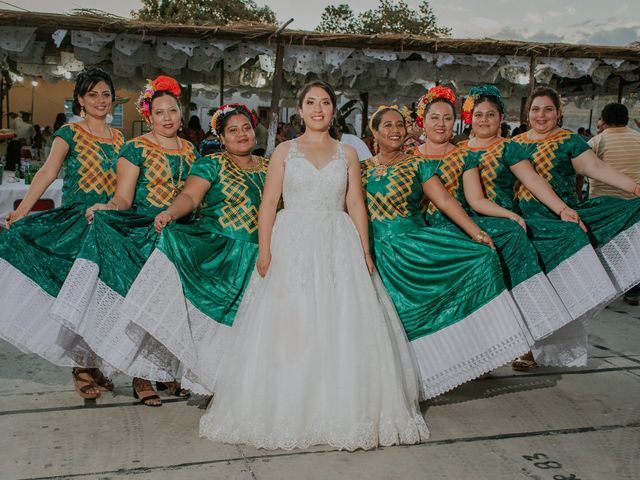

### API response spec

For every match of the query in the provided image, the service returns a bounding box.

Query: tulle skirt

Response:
[199,209,429,450]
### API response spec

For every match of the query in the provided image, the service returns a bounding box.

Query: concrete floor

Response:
[1,298,639,480]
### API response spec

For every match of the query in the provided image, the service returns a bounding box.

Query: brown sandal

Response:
[90,368,114,392]
[156,381,190,398]
[512,352,539,372]
[133,378,161,406]
[72,368,101,399]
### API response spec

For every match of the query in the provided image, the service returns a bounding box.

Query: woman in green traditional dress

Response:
[410,86,595,369]
[511,86,640,367]
[460,85,611,371]
[458,85,617,370]
[50,76,198,406]
[120,103,267,394]
[0,68,123,399]
[362,103,532,399]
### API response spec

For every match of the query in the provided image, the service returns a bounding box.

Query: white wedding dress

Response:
[199,140,429,450]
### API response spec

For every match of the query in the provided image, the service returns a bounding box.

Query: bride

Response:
[199,80,429,450]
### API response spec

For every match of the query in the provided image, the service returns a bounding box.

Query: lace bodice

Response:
[282,140,347,212]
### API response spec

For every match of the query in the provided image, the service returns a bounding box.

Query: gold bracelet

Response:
[474,230,488,242]
[107,199,120,211]
[557,205,569,216]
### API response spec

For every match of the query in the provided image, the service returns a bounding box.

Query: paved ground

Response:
[1,298,639,480]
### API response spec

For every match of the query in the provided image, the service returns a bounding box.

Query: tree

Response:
[133,0,277,25]
[316,0,451,37]
[316,5,360,34]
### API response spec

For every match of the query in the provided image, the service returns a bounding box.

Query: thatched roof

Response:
[1,9,639,60]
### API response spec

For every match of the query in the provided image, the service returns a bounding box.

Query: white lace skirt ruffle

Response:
[596,222,640,294]
[410,290,532,400]
[511,271,573,340]
[546,245,617,321]
[532,319,588,367]
[200,209,428,450]
[50,258,179,381]
[121,249,233,392]
[0,259,77,366]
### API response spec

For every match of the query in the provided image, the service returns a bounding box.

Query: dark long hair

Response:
[73,68,116,113]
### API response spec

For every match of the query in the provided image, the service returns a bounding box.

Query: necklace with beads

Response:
[151,132,185,199]
[373,151,405,178]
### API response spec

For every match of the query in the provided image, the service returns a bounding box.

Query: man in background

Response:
[13,111,36,145]
[589,103,640,305]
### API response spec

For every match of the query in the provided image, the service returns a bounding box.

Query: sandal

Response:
[512,352,539,372]
[90,368,114,392]
[72,368,101,399]
[132,378,162,407]
[156,381,190,398]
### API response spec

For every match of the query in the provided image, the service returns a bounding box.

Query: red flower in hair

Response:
[137,75,181,120]
[416,86,457,129]
[152,76,181,97]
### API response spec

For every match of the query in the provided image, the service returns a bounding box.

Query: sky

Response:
[4,0,640,46]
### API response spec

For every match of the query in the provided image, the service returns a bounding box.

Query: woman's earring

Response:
[80,106,86,118]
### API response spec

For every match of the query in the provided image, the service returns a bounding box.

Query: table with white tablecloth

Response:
[0,174,63,220]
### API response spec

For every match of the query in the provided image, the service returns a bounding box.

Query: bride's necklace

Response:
[373,151,405,178]
[151,132,184,199]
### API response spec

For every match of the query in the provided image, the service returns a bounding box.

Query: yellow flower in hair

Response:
[463,96,475,114]
[461,95,477,124]
[400,106,413,127]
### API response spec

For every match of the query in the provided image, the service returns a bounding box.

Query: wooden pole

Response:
[266,40,284,157]
[360,92,369,136]
[617,76,624,103]
[182,82,192,131]
[219,59,224,107]
[0,76,4,129]
[6,75,10,130]
[520,56,537,126]
[266,18,293,157]
[528,56,536,97]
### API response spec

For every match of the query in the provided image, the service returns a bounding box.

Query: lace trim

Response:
[546,245,617,320]
[122,249,229,388]
[532,319,588,367]
[511,271,573,340]
[0,259,76,366]
[51,258,179,381]
[410,290,532,399]
[596,222,640,294]
[200,413,429,451]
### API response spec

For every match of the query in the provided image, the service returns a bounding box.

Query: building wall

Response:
[5,79,140,139]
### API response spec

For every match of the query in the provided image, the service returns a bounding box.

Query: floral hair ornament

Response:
[137,75,181,120]
[210,103,257,135]
[415,86,457,129]
[462,84,505,125]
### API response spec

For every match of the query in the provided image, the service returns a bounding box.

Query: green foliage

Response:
[133,0,277,25]
[316,0,451,37]
[316,4,360,34]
